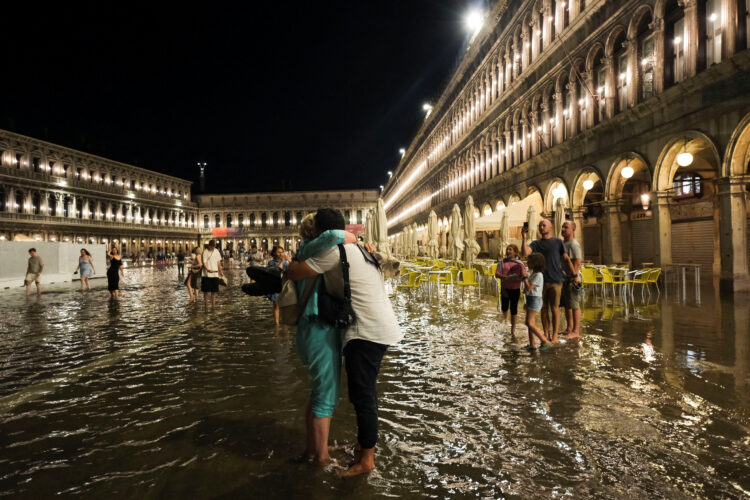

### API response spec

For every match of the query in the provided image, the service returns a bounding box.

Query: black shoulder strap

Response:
[356,244,381,271]
[338,244,352,302]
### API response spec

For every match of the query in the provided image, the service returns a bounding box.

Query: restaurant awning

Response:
[474,192,543,231]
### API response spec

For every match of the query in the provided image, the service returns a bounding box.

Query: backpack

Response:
[278,276,317,326]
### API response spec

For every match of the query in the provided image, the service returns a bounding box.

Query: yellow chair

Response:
[396,271,422,291]
[599,268,632,298]
[456,268,481,299]
[581,267,602,294]
[630,268,661,299]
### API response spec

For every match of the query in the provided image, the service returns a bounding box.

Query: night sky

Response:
[2,1,479,194]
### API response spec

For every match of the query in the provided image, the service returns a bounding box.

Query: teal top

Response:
[295,229,346,319]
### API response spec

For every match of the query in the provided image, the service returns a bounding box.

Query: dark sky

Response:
[2,1,478,194]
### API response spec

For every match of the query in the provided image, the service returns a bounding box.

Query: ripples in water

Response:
[0,268,748,498]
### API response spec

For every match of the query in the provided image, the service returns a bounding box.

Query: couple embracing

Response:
[286,208,403,477]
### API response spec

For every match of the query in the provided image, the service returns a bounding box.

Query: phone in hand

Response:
[522,222,529,232]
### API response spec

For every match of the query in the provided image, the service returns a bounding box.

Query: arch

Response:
[494,199,506,211]
[571,167,605,208]
[555,69,569,93]
[604,25,627,56]
[628,4,654,40]
[481,202,493,216]
[653,131,722,190]
[543,177,570,213]
[722,113,750,177]
[508,192,522,205]
[586,42,605,71]
[605,152,651,199]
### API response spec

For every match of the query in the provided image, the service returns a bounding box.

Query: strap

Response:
[356,245,381,271]
[338,244,352,302]
[298,276,318,309]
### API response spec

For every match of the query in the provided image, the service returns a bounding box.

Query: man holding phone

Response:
[521,219,576,342]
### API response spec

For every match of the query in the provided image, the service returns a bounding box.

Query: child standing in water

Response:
[523,252,551,351]
[496,244,526,338]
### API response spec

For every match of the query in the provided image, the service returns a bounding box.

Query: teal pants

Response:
[296,315,341,418]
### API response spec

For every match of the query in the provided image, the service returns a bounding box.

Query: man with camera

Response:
[560,221,583,339]
[286,208,402,477]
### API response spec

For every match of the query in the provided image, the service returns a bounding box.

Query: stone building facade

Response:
[0,129,199,255]
[383,0,750,291]
[194,190,379,252]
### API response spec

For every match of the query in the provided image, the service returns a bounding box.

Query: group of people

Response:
[24,246,125,299]
[495,218,583,350]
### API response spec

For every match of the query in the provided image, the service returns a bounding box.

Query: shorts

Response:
[542,283,562,311]
[25,273,40,283]
[560,281,583,310]
[201,277,219,293]
[525,295,542,312]
[500,288,521,316]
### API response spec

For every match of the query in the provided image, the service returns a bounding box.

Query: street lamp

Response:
[399,148,405,158]
[423,103,433,117]
[464,8,484,34]
[387,171,393,178]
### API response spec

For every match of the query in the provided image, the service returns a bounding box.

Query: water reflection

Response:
[0,269,748,497]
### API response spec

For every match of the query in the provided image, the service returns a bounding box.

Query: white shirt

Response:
[526,271,544,297]
[202,248,222,278]
[305,244,403,348]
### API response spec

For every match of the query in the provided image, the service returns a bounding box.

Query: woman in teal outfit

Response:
[293,214,355,464]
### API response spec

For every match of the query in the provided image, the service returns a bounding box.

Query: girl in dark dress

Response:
[107,247,125,299]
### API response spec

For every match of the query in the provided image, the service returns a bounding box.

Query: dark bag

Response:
[318,244,356,329]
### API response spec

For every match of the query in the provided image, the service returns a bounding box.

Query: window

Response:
[63,196,70,217]
[596,64,607,124]
[76,167,82,179]
[215,214,221,227]
[673,174,703,198]
[250,213,256,226]
[296,211,303,224]
[49,196,57,216]
[0,187,4,211]
[32,157,40,172]
[273,212,279,228]
[238,214,244,226]
[357,210,363,224]
[262,212,268,229]
[706,0,722,66]
[15,153,22,168]
[88,201,95,218]
[227,214,232,228]
[32,193,40,214]
[284,212,291,227]
[203,215,209,228]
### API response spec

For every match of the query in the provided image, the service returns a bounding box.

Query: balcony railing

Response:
[0,211,198,233]
[0,165,197,207]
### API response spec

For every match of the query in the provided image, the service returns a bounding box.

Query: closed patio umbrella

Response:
[373,198,390,256]
[439,221,447,257]
[427,211,439,259]
[527,205,538,242]
[498,211,509,258]
[364,210,374,245]
[450,204,464,262]
[554,197,566,239]
[411,223,419,258]
[463,196,481,269]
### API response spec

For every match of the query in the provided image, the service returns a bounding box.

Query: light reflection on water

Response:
[0,268,748,498]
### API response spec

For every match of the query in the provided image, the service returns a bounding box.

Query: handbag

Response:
[279,276,317,326]
[318,244,356,329]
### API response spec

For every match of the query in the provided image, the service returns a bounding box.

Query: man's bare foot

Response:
[566,332,580,340]
[335,461,375,477]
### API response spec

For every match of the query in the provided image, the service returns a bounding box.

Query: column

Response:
[652,191,673,268]
[604,56,616,119]
[553,91,564,145]
[583,71,595,127]
[505,53,513,88]
[490,138,498,178]
[573,207,586,256]
[722,0,738,60]
[521,120,530,162]
[625,37,638,107]
[68,195,76,219]
[541,100,551,150]
[567,82,579,137]
[543,1,553,47]
[716,176,750,292]
[513,125,521,166]
[651,17,665,94]
[604,201,623,264]
[683,0,699,78]
[504,130,513,169]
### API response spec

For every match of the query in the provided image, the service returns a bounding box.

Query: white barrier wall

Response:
[0,241,107,289]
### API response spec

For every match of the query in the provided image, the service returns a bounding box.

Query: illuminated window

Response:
[673,173,703,198]
[706,0,722,66]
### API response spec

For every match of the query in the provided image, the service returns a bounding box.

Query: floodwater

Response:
[0,267,749,498]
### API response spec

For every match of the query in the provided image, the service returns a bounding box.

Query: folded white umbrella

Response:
[463,196,481,269]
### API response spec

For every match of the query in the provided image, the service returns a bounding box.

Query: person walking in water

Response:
[266,246,289,325]
[523,252,552,351]
[106,247,125,299]
[177,248,186,276]
[495,244,525,338]
[560,221,583,339]
[185,246,202,299]
[201,240,224,306]
[24,248,44,296]
[74,249,96,290]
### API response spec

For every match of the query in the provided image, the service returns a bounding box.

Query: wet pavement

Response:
[0,267,749,498]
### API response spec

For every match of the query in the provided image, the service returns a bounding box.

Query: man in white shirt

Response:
[250,245,265,267]
[286,208,403,477]
[201,239,224,306]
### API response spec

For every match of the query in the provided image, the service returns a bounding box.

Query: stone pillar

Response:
[683,0,699,78]
[603,56,616,119]
[505,54,513,87]
[651,17,665,95]
[553,91,564,145]
[504,130,513,169]
[653,191,673,268]
[570,0,580,18]
[716,176,750,292]
[543,1,553,47]
[68,195,76,219]
[625,37,638,107]
[541,100,551,150]
[583,71,595,128]
[521,29,529,70]
[722,0,738,60]
[604,201,623,264]
[521,120,530,162]
[567,82,578,137]
[490,139,497,178]
[512,126,521,166]
[573,208,586,257]
[529,111,539,156]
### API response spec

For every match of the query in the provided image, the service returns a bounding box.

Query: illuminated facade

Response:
[384,0,750,291]
[0,129,199,253]
[194,190,379,251]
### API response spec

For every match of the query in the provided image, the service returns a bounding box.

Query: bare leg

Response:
[541,306,550,339]
[563,308,573,335]
[510,314,517,337]
[211,292,217,306]
[36,282,42,295]
[337,447,375,477]
[550,306,560,342]
[25,281,31,296]
[568,308,581,338]
[204,291,209,306]
[311,416,333,463]
[273,302,280,325]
